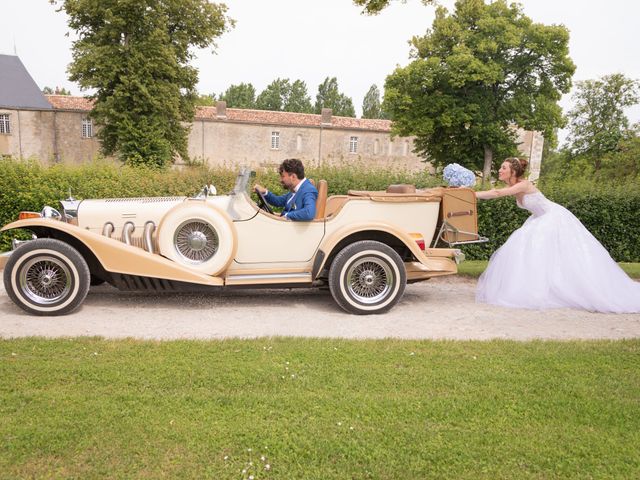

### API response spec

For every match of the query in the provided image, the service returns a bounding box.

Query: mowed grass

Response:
[458,260,640,279]
[1,339,639,479]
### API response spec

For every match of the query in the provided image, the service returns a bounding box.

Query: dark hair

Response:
[279,158,305,179]
[505,157,528,179]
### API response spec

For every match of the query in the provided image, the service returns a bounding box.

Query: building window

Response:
[296,134,302,152]
[373,139,380,155]
[82,117,93,138]
[349,136,358,154]
[271,131,280,150]
[0,114,10,135]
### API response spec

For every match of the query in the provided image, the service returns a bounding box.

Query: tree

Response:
[566,73,640,170]
[383,0,575,182]
[194,93,216,106]
[219,83,256,109]
[55,0,231,168]
[353,0,434,15]
[256,78,290,111]
[255,78,313,113]
[285,80,313,113]
[362,84,386,119]
[43,86,71,95]
[315,77,356,117]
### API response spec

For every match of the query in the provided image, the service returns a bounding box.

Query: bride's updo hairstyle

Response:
[505,157,528,179]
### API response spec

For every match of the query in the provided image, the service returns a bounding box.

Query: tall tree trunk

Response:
[482,145,493,186]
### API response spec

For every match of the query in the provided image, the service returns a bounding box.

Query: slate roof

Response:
[46,95,393,132]
[0,55,52,110]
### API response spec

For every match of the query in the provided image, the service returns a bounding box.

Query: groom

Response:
[254,158,318,221]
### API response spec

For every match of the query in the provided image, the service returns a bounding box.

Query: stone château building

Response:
[0,54,544,176]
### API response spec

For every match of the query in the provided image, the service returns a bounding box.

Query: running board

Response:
[225,272,312,286]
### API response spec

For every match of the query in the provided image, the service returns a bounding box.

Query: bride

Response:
[475,157,640,313]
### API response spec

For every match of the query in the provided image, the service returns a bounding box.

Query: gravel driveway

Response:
[1,277,639,340]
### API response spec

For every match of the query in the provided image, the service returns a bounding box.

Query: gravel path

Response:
[1,277,639,341]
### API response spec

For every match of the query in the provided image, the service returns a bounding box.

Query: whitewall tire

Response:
[157,203,237,276]
[3,238,90,316]
[328,240,406,315]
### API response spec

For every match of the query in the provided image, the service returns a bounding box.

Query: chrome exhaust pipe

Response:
[123,222,135,245]
[102,222,114,238]
[143,221,156,253]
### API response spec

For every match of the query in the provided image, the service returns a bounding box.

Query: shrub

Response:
[1,158,638,261]
[463,179,640,262]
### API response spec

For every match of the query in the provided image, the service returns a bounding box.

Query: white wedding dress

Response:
[476,191,640,313]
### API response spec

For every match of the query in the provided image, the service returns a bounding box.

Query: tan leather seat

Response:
[314,179,328,219]
[386,184,416,194]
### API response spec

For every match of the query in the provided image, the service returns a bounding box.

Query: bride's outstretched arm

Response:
[475,181,532,200]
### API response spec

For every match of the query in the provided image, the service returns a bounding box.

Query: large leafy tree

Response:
[56,0,231,168]
[383,0,575,181]
[362,84,386,119]
[285,80,314,113]
[256,78,313,113]
[353,0,434,15]
[566,73,639,170]
[256,78,291,111]
[219,83,257,109]
[315,77,356,117]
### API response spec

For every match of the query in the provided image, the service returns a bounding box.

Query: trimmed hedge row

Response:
[1,158,639,261]
[462,180,640,262]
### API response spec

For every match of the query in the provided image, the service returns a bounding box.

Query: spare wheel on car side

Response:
[157,202,237,275]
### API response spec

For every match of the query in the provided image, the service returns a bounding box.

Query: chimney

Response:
[321,108,332,126]
[216,101,227,119]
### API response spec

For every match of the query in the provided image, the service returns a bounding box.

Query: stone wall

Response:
[186,118,427,171]
[1,99,543,176]
[0,107,100,163]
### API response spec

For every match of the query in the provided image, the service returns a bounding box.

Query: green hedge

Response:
[462,180,640,262]
[1,158,639,261]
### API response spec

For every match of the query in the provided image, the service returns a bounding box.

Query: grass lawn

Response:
[458,260,640,279]
[1,338,639,479]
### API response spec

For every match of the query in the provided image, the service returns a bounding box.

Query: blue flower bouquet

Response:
[442,163,476,187]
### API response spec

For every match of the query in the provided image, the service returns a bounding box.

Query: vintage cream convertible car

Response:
[0,168,484,316]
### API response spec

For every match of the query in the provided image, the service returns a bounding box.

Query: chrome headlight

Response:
[60,199,81,222]
[41,205,62,220]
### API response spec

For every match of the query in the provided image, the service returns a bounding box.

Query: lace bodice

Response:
[516,191,555,217]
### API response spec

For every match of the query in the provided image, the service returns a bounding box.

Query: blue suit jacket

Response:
[265,179,318,221]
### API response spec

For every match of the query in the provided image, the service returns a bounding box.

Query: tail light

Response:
[409,233,426,250]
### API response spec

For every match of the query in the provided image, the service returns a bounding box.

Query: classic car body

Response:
[1,168,484,315]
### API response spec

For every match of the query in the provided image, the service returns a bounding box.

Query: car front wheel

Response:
[3,238,90,316]
[328,240,406,315]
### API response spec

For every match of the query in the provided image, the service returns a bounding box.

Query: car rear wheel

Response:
[329,240,406,315]
[3,238,90,316]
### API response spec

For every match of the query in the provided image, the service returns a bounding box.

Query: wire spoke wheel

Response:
[346,257,393,304]
[20,256,72,304]
[329,240,406,315]
[4,238,90,316]
[174,220,219,264]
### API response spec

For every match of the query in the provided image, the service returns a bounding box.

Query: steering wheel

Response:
[254,188,274,214]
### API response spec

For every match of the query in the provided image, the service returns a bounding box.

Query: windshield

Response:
[232,167,255,195]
